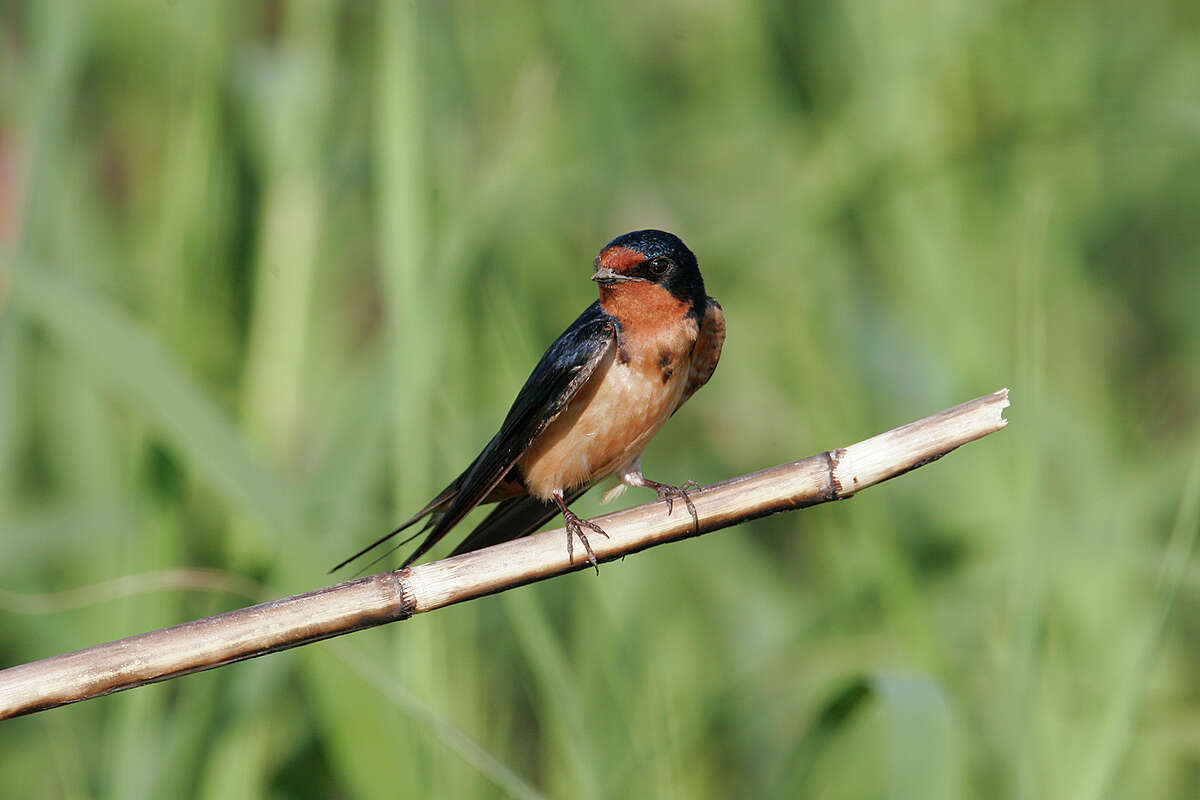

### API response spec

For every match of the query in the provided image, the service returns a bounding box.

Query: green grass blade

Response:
[11,264,299,537]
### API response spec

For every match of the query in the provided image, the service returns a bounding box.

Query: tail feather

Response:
[346,514,439,577]
[444,485,591,560]
[328,485,456,573]
[334,479,596,573]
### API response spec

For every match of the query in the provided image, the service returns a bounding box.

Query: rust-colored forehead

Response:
[595,245,646,273]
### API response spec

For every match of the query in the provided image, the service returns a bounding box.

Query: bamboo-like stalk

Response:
[0,389,1009,720]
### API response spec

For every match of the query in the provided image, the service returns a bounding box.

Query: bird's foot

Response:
[643,479,701,532]
[561,508,609,574]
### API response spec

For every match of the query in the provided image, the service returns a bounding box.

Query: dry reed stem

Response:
[0,389,1010,719]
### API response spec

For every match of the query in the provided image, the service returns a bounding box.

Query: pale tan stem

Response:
[0,389,1009,720]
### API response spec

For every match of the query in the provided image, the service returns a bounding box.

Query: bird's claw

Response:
[563,509,609,575]
[647,479,701,532]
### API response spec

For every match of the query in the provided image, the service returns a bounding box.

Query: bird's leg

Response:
[552,489,608,574]
[611,456,700,533]
[643,479,700,531]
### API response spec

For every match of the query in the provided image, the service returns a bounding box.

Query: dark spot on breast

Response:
[657,349,672,369]
[618,346,631,365]
[661,367,674,383]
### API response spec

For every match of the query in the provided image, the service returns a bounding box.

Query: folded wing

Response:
[397,302,616,565]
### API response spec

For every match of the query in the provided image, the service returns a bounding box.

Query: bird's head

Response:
[591,230,706,317]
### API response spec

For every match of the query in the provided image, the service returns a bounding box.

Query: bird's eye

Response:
[648,257,672,276]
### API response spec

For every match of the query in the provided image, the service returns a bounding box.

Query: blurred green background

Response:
[2,0,1198,797]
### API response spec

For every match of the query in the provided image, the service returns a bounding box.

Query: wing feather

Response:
[399,302,616,565]
[676,297,725,410]
[447,483,593,558]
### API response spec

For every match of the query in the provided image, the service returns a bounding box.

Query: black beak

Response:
[592,267,633,285]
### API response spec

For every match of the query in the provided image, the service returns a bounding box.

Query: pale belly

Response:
[517,347,690,500]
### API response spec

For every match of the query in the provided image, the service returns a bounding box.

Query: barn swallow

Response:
[333,229,725,574]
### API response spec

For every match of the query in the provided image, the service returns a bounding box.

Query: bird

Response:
[332,229,725,574]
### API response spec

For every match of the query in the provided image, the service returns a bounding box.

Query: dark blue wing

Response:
[446,484,593,558]
[331,302,615,573]
[376,301,613,567]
